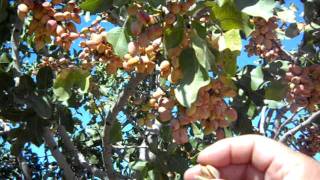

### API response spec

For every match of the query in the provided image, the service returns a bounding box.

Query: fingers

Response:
[184,164,264,180]
[185,135,320,180]
[197,135,295,172]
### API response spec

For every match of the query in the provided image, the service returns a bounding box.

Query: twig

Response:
[259,106,267,135]
[42,127,75,180]
[111,145,148,149]
[279,110,320,143]
[57,125,109,179]
[102,73,146,179]
[273,109,300,140]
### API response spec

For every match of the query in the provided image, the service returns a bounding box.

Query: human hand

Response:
[184,135,320,180]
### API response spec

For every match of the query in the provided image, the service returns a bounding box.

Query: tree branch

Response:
[57,125,109,179]
[11,16,23,73]
[273,109,300,140]
[42,127,75,180]
[17,154,32,180]
[279,110,320,143]
[259,106,267,135]
[102,73,146,179]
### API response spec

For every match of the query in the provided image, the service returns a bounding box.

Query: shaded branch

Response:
[17,154,32,180]
[102,73,146,179]
[57,125,109,179]
[11,16,23,73]
[42,127,75,180]
[279,110,320,143]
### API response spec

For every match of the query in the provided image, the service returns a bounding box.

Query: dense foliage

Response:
[0,0,320,179]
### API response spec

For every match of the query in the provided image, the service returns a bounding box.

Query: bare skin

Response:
[184,135,320,180]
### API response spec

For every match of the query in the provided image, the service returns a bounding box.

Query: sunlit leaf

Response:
[175,48,210,108]
[250,66,264,91]
[106,27,129,57]
[241,0,276,20]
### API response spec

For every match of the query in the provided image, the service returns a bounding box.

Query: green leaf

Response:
[164,17,184,49]
[80,0,113,13]
[191,21,207,39]
[234,0,259,10]
[207,1,244,30]
[113,0,130,7]
[110,121,122,144]
[224,128,233,138]
[160,126,172,142]
[241,0,276,20]
[37,67,53,90]
[191,31,215,70]
[219,29,242,52]
[58,107,74,133]
[0,71,14,91]
[266,60,290,76]
[285,23,300,38]
[18,75,36,93]
[264,99,286,109]
[192,123,203,139]
[147,0,166,8]
[53,69,91,102]
[0,53,9,63]
[250,66,264,91]
[167,154,189,174]
[27,94,52,119]
[130,161,148,171]
[106,27,129,57]
[175,48,210,108]
[265,80,288,101]
[216,50,239,76]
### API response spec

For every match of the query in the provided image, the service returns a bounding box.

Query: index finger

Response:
[197,135,295,172]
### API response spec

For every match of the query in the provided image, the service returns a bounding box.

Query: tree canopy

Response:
[0,0,320,179]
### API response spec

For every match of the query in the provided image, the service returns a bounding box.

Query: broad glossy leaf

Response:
[53,69,91,102]
[207,1,244,30]
[58,107,74,133]
[0,72,14,91]
[27,94,52,119]
[285,23,300,38]
[106,27,129,57]
[164,17,184,49]
[192,123,203,139]
[80,0,113,13]
[18,75,36,93]
[265,80,288,101]
[216,50,239,76]
[250,66,264,91]
[191,31,215,70]
[219,29,242,52]
[0,53,9,63]
[37,67,53,90]
[241,0,276,20]
[175,48,210,108]
[130,161,148,171]
[191,21,207,39]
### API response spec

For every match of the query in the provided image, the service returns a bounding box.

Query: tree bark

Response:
[279,110,320,143]
[42,127,76,180]
[102,73,146,179]
[57,125,109,179]
[17,154,32,180]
